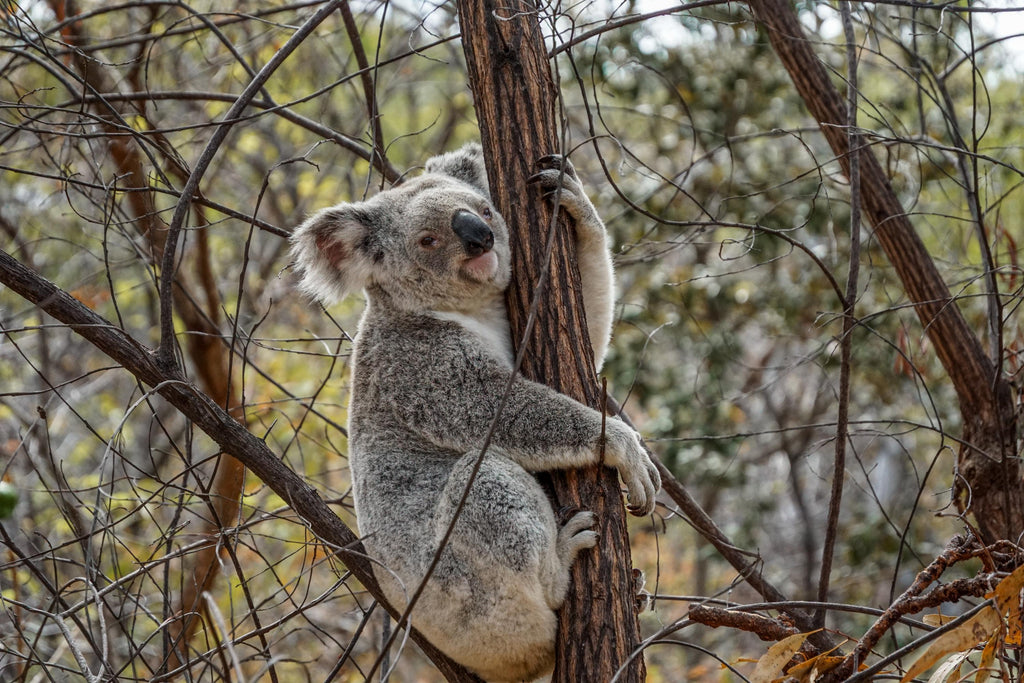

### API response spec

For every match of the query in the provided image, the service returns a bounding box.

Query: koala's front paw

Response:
[527,156,600,232]
[534,154,579,180]
[602,419,661,517]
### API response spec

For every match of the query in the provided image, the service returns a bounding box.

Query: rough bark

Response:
[455,2,646,680]
[746,0,1022,544]
[0,248,483,683]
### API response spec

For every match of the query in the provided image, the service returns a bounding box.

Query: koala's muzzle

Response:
[451,210,494,257]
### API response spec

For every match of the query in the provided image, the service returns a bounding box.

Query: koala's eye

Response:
[482,207,493,220]
[419,235,440,249]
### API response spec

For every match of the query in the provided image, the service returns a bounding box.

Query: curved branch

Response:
[157,1,344,367]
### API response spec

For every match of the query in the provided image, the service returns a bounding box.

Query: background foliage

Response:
[1,1,1022,680]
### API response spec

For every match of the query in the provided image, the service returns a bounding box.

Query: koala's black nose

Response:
[451,210,494,257]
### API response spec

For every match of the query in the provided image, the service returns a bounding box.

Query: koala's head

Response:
[290,143,511,314]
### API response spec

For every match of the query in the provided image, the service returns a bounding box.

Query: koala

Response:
[290,143,660,683]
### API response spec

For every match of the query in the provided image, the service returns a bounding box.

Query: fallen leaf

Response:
[923,649,972,683]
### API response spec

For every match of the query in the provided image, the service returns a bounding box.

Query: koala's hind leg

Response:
[429,451,567,681]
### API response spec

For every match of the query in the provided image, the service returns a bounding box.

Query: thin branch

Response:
[547,0,729,56]
[815,0,863,629]
[338,1,389,187]
[156,0,345,368]
[0,248,482,682]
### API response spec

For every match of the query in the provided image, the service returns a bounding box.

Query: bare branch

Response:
[0,248,482,682]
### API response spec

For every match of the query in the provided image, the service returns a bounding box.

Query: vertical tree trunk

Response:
[456,2,646,680]
[746,0,1022,543]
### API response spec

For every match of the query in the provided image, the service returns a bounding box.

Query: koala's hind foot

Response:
[633,567,653,613]
[557,509,598,564]
[543,510,598,610]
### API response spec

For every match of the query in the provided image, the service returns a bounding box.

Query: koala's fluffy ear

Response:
[424,142,490,197]
[289,205,379,305]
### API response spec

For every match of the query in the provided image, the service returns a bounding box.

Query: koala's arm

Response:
[530,157,615,370]
[372,326,660,515]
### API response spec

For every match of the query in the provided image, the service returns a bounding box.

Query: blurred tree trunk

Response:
[51,0,249,667]
[456,1,646,681]
[747,0,1022,543]
[0,248,484,683]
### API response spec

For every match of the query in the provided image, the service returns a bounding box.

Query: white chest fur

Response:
[430,306,514,368]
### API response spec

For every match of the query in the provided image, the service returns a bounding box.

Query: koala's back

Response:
[346,308,459,558]
[346,304,527,551]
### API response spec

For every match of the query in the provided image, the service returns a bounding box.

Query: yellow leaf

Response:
[900,606,1001,682]
[990,564,1024,614]
[923,614,958,627]
[984,565,1024,648]
[976,631,998,683]
[750,632,810,683]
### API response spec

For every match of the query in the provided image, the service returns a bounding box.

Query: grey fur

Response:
[290,143,660,682]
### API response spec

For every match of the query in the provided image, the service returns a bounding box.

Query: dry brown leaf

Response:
[787,654,845,682]
[750,632,811,683]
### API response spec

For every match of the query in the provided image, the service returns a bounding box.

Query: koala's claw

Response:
[604,419,661,517]
[528,170,590,221]
[534,154,579,179]
[558,510,599,562]
[526,170,578,189]
[624,458,660,517]
[561,510,597,536]
[556,505,581,524]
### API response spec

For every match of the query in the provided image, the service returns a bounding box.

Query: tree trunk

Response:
[746,0,1022,544]
[456,2,646,680]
